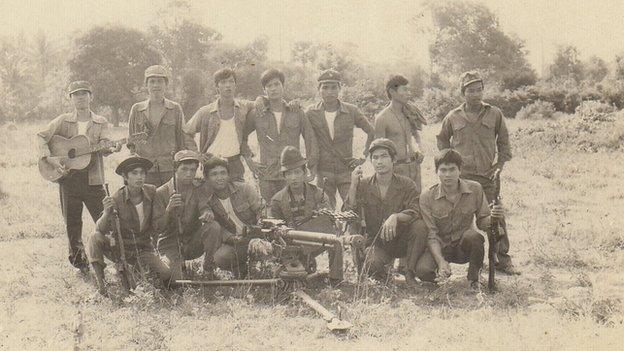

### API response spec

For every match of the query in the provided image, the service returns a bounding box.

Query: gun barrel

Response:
[283,230,365,248]
[172,278,282,287]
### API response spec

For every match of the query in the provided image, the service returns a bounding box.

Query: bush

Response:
[416,88,461,123]
[486,86,539,118]
[516,100,556,120]
[575,100,616,121]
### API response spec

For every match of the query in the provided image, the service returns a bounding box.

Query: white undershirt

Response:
[219,197,246,235]
[208,116,240,158]
[135,202,145,232]
[77,121,88,135]
[324,111,337,140]
[273,111,283,134]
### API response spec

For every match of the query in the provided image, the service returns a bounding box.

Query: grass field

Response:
[0,116,623,350]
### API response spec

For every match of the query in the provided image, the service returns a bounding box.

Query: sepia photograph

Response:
[0,0,622,349]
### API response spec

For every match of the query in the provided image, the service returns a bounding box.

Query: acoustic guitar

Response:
[38,132,147,182]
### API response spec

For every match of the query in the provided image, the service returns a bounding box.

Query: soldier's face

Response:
[217,76,236,99]
[319,82,340,102]
[463,82,483,104]
[176,161,198,184]
[437,163,461,185]
[207,166,229,191]
[284,167,306,189]
[124,167,146,188]
[264,78,284,100]
[146,77,167,97]
[371,149,394,175]
[70,90,91,110]
[391,85,410,104]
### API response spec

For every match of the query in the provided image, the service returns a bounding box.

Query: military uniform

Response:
[305,69,375,208]
[270,146,343,280]
[245,96,319,202]
[416,178,491,283]
[128,65,196,187]
[152,151,212,280]
[436,71,515,270]
[37,81,112,269]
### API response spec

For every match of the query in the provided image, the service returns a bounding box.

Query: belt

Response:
[395,156,418,165]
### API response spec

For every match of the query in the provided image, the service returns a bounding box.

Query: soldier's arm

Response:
[36,117,60,158]
[152,190,171,234]
[183,108,203,137]
[475,191,492,231]
[127,105,138,153]
[178,105,197,151]
[373,114,386,139]
[396,181,420,223]
[495,110,512,167]
[354,107,375,156]
[436,115,453,150]
[420,195,446,265]
[270,198,285,220]
[246,184,265,221]
[301,112,319,169]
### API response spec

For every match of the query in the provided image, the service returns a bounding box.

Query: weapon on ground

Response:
[488,169,503,292]
[104,183,135,292]
[171,218,364,332]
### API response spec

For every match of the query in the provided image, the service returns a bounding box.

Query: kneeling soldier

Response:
[202,157,264,278]
[271,146,343,282]
[416,149,505,289]
[153,150,213,280]
[87,156,171,296]
[345,138,427,284]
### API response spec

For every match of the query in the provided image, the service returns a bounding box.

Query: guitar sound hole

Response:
[68,149,76,158]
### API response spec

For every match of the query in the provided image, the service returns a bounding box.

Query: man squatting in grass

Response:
[414,149,505,289]
[344,138,428,284]
[305,69,375,209]
[244,68,319,203]
[128,65,196,187]
[270,146,344,283]
[201,156,264,278]
[437,71,519,275]
[152,150,214,281]
[37,80,121,272]
[87,156,171,296]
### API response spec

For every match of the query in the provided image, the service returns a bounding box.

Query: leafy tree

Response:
[584,55,608,83]
[426,0,536,90]
[68,26,160,126]
[547,45,585,83]
[0,35,37,122]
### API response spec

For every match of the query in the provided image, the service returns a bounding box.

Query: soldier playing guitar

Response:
[37,81,122,272]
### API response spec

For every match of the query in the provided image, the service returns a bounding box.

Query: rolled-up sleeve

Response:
[419,193,441,243]
[37,117,62,158]
[436,114,453,150]
[475,189,492,231]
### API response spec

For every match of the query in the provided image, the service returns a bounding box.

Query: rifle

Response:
[488,169,502,292]
[104,184,135,292]
[172,172,187,276]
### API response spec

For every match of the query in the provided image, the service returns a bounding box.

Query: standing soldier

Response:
[87,156,171,296]
[271,146,343,283]
[306,69,375,208]
[374,75,426,193]
[37,81,120,272]
[184,68,254,182]
[152,150,214,280]
[245,68,319,202]
[437,71,519,275]
[128,65,196,187]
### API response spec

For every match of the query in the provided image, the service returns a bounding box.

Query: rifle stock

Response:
[104,184,135,292]
[172,172,187,275]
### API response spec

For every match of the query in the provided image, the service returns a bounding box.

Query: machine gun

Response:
[172,172,187,276]
[172,218,366,332]
[104,184,135,292]
[488,169,504,292]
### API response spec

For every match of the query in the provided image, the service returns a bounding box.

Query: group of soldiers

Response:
[37,64,519,296]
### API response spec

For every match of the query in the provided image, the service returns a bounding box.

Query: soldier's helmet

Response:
[280,146,307,172]
[144,65,170,84]
[460,71,484,94]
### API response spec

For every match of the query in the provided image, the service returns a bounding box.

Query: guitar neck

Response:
[89,138,128,153]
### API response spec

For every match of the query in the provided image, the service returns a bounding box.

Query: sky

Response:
[1,0,624,75]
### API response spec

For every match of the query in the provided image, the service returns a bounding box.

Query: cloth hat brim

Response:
[280,158,307,172]
[318,79,341,84]
[369,144,396,156]
[462,79,483,89]
[68,87,91,96]
[115,156,153,175]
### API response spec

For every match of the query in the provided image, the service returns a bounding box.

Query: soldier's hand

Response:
[380,214,398,241]
[102,196,115,214]
[435,261,452,282]
[166,193,183,213]
[350,165,363,184]
[199,209,214,223]
[46,156,67,174]
[490,203,505,219]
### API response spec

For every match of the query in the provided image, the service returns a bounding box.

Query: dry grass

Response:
[1,119,623,350]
